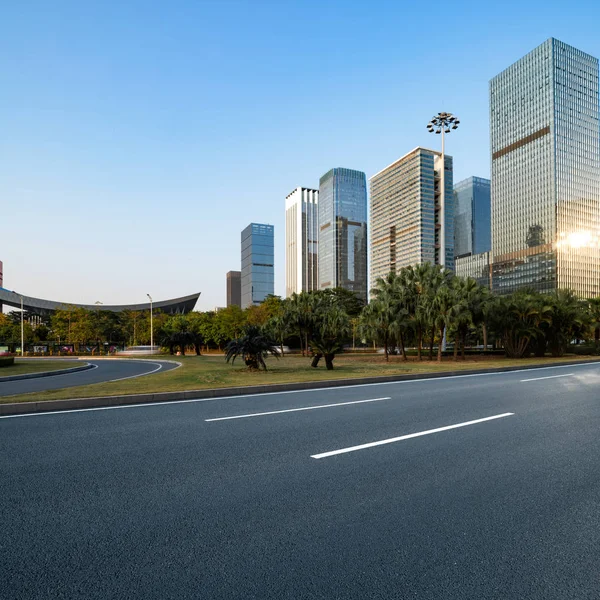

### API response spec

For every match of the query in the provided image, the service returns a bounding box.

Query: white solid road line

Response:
[310,413,515,459]
[205,397,392,422]
[1,361,597,420]
[521,373,574,382]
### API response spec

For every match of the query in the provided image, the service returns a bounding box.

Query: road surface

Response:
[2,361,600,599]
[0,359,179,397]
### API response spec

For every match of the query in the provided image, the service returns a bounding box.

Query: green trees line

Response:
[1,266,599,363]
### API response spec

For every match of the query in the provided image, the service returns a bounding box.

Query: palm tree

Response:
[588,297,600,343]
[433,284,455,362]
[310,307,350,370]
[487,291,550,358]
[225,325,280,370]
[368,273,400,361]
[546,290,588,357]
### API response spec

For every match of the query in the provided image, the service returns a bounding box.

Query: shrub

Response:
[0,356,15,367]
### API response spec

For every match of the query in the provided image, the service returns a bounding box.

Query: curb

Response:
[1,358,600,416]
[0,363,94,384]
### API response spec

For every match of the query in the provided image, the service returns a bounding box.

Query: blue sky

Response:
[1,0,599,310]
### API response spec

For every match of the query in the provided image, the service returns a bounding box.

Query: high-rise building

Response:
[0,260,3,313]
[491,38,600,297]
[226,271,241,307]
[318,168,368,302]
[370,147,454,284]
[455,252,492,290]
[285,187,319,297]
[454,177,491,258]
[241,223,274,308]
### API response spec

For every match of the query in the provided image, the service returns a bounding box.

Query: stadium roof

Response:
[0,288,200,316]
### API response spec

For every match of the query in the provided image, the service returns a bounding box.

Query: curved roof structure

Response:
[0,288,200,316]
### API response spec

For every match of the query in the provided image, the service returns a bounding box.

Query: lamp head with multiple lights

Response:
[427,112,460,134]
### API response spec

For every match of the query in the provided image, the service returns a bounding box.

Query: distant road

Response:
[0,359,179,397]
[2,361,600,599]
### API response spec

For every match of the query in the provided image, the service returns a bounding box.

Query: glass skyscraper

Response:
[454,176,491,258]
[241,223,274,308]
[491,38,600,297]
[370,147,454,284]
[285,187,319,297]
[318,168,368,302]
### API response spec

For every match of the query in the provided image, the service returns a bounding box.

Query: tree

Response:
[225,325,279,370]
[186,312,206,355]
[159,315,194,355]
[487,291,550,358]
[361,274,397,361]
[589,297,600,343]
[264,314,289,357]
[545,290,588,357]
[309,307,350,370]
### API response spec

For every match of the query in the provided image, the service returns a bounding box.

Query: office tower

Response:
[491,38,600,296]
[318,168,368,303]
[454,177,491,257]
[0,260,3,312]
[285,187,319,297]
[226,271,241,307]
[455,252,492,290]
[370,147,454,284]
[241,223,274,308]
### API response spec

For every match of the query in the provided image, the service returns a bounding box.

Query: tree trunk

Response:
[180,343,186,356]
[324,354,334,370]
[384,333,389,362]
[482,323,488,351]
[280,342,284,357]
[461,331,466,360]
[417,326,422,361]
[311,353,322,368]
[195,343,201,356]
[437,327,444,362]
[399,331,407,361]
[305,333,309,358]
[453,334,459,361]
[428,327,435,361]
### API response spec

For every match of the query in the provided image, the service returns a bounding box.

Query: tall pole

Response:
[147,294,153,352]
[427,112,459,268]
[440,127,445,267]
[20,295,24,357]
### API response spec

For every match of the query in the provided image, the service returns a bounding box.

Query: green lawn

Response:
[0,360,85,378]
[2,352,599,404]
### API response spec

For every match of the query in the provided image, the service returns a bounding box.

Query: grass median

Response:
[2,352,599,404]
[0,360,84,378]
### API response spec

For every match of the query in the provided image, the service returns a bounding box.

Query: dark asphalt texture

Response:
[1,362,600,599]
[0,359,179,397]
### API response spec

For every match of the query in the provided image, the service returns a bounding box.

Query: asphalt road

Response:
[0,359,179,397]
[2,361,600,599]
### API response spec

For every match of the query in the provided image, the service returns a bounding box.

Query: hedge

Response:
[0,356,15,367]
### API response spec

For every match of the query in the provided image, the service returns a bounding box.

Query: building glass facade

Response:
[226,271,241,307]
[285,187,319,297]
[454,177,491,258]
[455,252,492,290]
[241,223,274,308]
[491,38,600,297]
[318,168,368,302]
[370,147,454,285]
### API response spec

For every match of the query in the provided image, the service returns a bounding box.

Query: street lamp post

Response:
[20,295,24,357]
[12,291,24,356]
[427,112,460,267]
[147,294,153,353]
